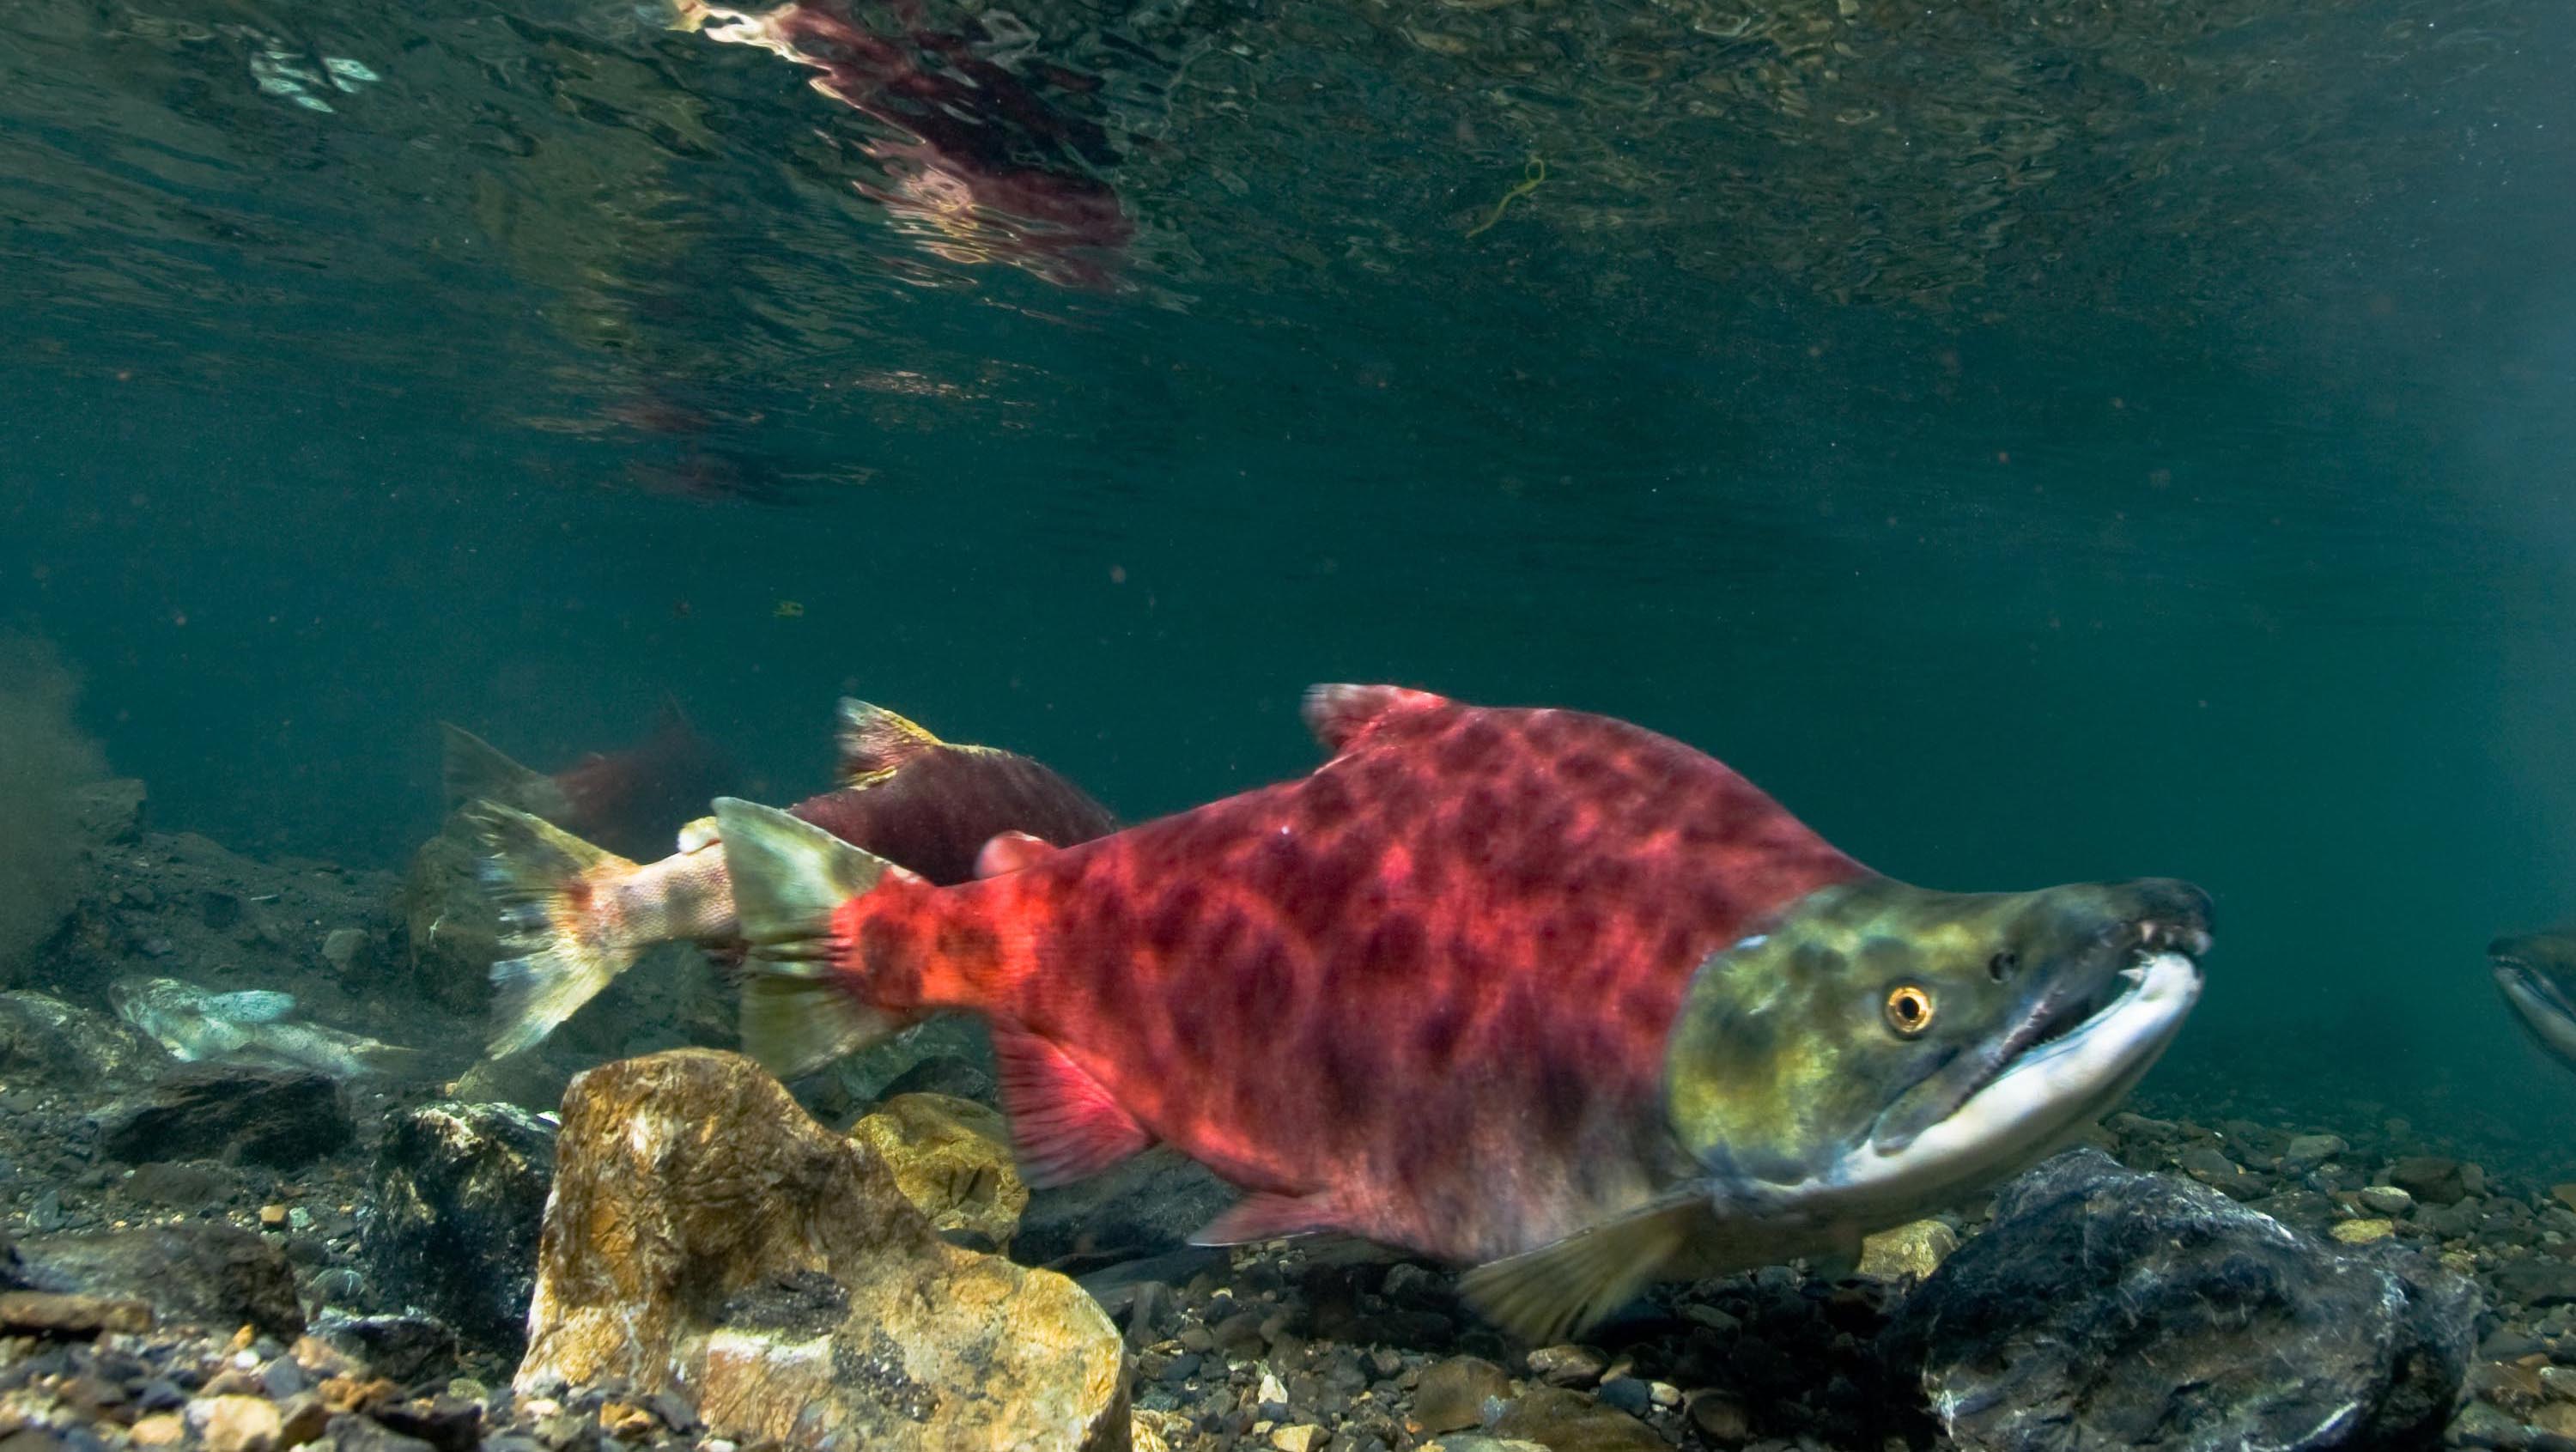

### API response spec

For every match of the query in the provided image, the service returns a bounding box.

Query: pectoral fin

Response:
[1457,1193,1708,1345]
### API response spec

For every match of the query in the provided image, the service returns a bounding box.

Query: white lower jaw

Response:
[1765,951,2204,1221]
[2500,971,2576,1064]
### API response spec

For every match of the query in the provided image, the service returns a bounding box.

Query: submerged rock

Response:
[1017,1145,1236,1268]
[1880,1148,2476,1451]
[361,1100,556,1352]
[515,1049,1128,1451]
[308,1309,462,1386]
[15,1224,303,1339]
[394,819,501,1018]
[94,1063,354,1168]
[1856,1218,1959,1284]
[0,991,169,1086]
[848,1091,1028,1252]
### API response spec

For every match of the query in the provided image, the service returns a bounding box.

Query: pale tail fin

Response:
[711,797,911,1078]
[467,802,645,1058]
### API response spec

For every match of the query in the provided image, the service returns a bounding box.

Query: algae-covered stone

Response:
[1411,1357,1514,1435]
[515,1048,1127,1452]
[1488,1388,1665,1452]
[1856,1218,1959,1283]
[848,1091,1028,1251]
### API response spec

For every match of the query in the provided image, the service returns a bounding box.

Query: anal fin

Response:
[992,1026,1151,1187]
[1457,1193,1708,1345]
[1190,1189,1342,1247]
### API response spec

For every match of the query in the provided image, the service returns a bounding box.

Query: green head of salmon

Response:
[1666,875,2210,1223]
[2490,928,2576,1071]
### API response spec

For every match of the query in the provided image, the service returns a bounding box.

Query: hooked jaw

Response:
[1665,875,2214,1227]
[1843,880,2210,1202]
[2491,938,2576,1068]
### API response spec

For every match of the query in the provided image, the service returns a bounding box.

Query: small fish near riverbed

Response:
[109,975,418,1078]
[718,683,2213,1341]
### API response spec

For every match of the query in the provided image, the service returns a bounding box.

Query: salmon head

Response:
[2490,927,2576,1071]
[1665,875,2211,1230]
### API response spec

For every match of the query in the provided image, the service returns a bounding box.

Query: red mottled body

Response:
[821,688,1870,1265]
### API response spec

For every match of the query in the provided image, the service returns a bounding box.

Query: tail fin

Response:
[441,723,562,817]
[712,797,912,1078]
[466,802,645,1058]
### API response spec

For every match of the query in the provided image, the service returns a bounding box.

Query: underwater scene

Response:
[3,0,2575,1445]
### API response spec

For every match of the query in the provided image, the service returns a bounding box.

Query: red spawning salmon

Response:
[467,699,1116,1057]
[719,684,2209,1340]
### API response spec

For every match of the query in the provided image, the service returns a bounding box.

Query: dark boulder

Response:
[1014,1145,1236,1268]
[15,1224,302,1339]
[94,1064,353,1168]
[1879,1148,2476,1451]
[359,1101,556,1352]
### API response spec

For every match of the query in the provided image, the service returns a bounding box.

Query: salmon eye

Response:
[1884,984,1935,1036]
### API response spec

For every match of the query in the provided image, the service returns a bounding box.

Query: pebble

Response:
[1270,1425,1327,1452]
[0,1291,152,1336]
[2358,1185,2415,1216]
[130,1414,185,1448]
[2331,1218,2397,1244]
[1594,1376,1650,1414]
[1687,1391,1752,1444]
[188,1394,283,1452]
[1524,1346,1607,1388]
[1410,1357,1514,1435]
[2281,1133,2347,1171]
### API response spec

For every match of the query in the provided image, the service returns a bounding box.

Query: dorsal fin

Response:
[835,700,946,787]
[975,831,1058,878]
[440,723,556,814]
[1300,684,1451,756]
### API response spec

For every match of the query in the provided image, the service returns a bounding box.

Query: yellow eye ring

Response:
[1885,984,1935,1036]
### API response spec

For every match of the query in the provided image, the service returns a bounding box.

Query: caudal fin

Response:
[466,802,645,1058]
[711,797,914,1078]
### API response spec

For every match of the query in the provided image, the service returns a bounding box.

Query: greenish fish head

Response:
[1662,874,2209,1223]
[2490,929,2576,1071]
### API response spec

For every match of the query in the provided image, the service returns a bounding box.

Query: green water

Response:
[3,0,2573,1165]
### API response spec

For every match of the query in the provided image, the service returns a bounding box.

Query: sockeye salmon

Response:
[441,702,735,861]
[718,684,2211,1340]
[467,699,1116,1057]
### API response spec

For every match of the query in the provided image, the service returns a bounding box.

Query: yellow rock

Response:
[1271,1425,1327,1452]
[130,1414,185,1449]
[1857,1218,1959,1282]
[849,1092,1030,1250]
[514,1049,1128,1452]
[190,1394,283,1452]
[1132,1410,1189,1452]
[2537,1401,2576,1439]
[2331,1218,2397,1244]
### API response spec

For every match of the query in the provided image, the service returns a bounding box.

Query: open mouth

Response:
[2493,954,2576,1018]
[1849,918,2207,1192]
[1994,914,2214,1075]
